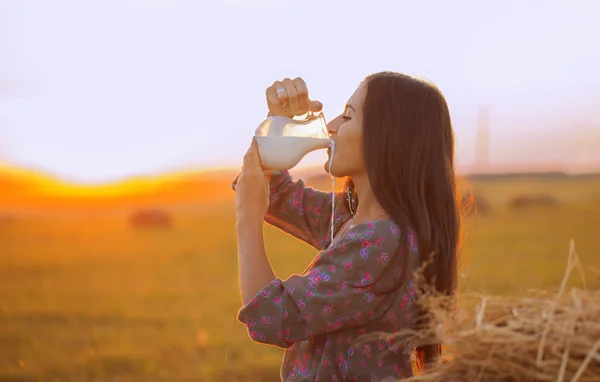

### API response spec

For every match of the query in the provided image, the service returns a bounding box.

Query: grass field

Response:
[1,174,599,381]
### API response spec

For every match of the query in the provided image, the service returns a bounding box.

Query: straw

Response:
[393,240,600,381]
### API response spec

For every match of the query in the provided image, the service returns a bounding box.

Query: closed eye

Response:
[342,116,351,121]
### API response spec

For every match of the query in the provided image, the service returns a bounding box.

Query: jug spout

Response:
[314,138,332,149]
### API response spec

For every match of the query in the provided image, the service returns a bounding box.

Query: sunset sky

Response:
[1,0,599,183]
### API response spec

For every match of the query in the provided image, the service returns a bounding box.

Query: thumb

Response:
[309,100,323,112]
[263,170,282,180]
[263,170,275,180]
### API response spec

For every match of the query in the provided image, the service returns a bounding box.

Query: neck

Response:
[350,173,387,222]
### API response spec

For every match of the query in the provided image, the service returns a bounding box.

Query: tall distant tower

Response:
[475,107,490,171]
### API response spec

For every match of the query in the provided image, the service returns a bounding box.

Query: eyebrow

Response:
[345,104,355,112]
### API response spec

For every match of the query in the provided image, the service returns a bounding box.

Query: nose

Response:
[327,115,343,136]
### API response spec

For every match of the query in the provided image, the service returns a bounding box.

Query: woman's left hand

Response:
[235,138,272,226]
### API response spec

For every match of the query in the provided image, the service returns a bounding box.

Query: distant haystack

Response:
[0,213,15,225]
[129,208,172,230]
[509,194,559,209]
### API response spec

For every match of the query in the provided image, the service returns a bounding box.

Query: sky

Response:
[0,0,599,183]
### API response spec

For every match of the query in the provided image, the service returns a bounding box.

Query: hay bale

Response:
[129,208,172,230]
[509,194,559,209]
[396,241,600,382]
[0,213,15,225]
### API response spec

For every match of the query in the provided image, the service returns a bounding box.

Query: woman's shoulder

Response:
[340,218,402,251]
[351,218,401,237]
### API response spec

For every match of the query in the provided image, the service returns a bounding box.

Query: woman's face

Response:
[324,82,367,178]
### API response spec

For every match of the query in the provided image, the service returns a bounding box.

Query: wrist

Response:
[236,217,264,231]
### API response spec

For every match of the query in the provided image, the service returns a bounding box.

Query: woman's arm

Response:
[235,219,417,348]
[232,170,348,250]
[236,220,275,304]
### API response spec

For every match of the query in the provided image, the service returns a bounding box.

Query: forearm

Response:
[236,220,276,305]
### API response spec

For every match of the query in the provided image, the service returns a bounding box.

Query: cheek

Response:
[336,125,363,165]
[343,125,362,155]
[339,121,361,142]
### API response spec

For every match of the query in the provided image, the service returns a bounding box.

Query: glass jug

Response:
[255,112,331,171]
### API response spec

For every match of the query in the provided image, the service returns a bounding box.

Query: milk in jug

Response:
[255,112,331,171]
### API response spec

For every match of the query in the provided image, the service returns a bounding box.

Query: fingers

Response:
[263,169,282,180]
[263,170,274,181]
[275,80,288,106]
[243,138,262,171]
[266,83,283,109]
[266,77,316,117]
[231,172,240,191]
[239,140,274,188]
[293,77,309,112]
[310,100,323,112]
[282,78,299,111]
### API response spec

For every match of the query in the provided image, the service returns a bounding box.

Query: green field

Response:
[1,174,599,381]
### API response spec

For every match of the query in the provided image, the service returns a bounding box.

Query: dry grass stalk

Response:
[395,240,600,381]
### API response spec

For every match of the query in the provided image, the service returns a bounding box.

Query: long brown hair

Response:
[350,71,460,370]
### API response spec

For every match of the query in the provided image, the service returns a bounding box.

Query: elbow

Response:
[247,329,296,349]
[276,338,296,349]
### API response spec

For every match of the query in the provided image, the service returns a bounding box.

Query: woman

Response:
[232,72,460,381]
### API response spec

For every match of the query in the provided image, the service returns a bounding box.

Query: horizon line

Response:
[2,159,600,187]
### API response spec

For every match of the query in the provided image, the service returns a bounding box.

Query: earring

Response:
[346,182,356,215]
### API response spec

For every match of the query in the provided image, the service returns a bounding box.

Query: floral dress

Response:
[232,171,420,381]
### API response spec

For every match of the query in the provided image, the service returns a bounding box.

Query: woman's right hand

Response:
[266,77,323,118]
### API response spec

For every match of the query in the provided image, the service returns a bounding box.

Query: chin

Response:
[323,161,341,177]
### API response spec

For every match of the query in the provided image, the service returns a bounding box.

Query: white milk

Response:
[327,140,336,244]
[256,136,331,171]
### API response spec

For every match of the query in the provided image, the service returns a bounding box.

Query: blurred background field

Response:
[1,170,599,381]
[2,3,600,379]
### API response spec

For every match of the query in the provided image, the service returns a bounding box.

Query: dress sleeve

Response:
[232,170,348,250]
[236,219,407,348]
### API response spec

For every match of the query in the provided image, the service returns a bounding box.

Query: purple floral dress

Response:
[232,171,419,381]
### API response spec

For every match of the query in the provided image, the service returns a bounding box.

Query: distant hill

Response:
[0,165,239,213]
[2,162,598,214]
[467,171,600,181]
